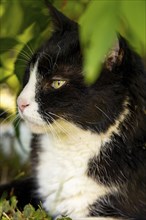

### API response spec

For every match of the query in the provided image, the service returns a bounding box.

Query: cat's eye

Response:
[51,80,66,89]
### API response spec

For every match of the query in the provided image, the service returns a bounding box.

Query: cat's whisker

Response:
[9,48,32,61]
[0,112,17,125]
[15,64,28,69]
[13,113,20,121]
[45,112,66,133]
[0,116,21,134]
[55,120,77,142]
[19,53,31,61]
[46,118,62,144]
[25,43,34,57]
[0,106,17,112]
[48,114,68,137]
[95,105,112,122]
[42,52,53,69]
[0,112,7,117]
[45,113,63,143]
[53,112,101,134]
[13,117,21,130]
[60,112,81,120]
[53,44,61,70]
[16,46,33,60]
[42,124,52,140]
[48,112,66,121]
[0,47,31,62]
[16,58,29,64]
[45,112,77,142]
[0,110,15,117]
[16,64,29,69]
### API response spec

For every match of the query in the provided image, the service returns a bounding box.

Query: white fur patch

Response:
[36,105,129,218]
[17,62,47,133]
[37,128,110,217]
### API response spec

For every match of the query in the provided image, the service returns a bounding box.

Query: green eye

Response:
[51,80,66,89]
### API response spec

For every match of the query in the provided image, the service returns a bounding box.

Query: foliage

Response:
[80,0,146,83]
[0,196,50,220]
[0,196,72,220]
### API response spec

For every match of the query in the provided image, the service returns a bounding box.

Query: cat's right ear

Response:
[105,37,124,71]
[45,0,78,32]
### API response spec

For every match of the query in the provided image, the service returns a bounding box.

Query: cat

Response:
[0,3,146,220]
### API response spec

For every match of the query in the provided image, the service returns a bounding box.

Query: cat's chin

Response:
[25,121,48,134]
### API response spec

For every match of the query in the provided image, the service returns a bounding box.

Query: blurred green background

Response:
[0,0,145,183]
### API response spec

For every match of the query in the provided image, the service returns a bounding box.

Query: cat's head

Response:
[17,4,145,135]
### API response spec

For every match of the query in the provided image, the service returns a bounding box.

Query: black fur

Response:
[1,3,146,219]
[0,177,38,210]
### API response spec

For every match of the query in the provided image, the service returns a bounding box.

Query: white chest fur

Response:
[35,121,117,218]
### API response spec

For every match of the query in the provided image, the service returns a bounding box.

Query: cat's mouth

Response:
[24,116,43,126]
[18,110,48,134]
[24,117,49,134]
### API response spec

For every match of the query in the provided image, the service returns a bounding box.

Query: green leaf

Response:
[14,40,34,83]
[0,38,19,54]
[10,197,18,210]
[0,73,13,83]
[1,0,49,39]
[1,0,23,37]
[14,36,48,83]
[80,1,120,84]
[17,1,49,36]
[23,204,35,218]
[121,0,146,47]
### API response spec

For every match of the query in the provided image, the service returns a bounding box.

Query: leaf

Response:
[10,197,17,210]
[19,0,51,37]
[14,35,48,84]
[23,204,35,218]
[17,1,49,35]
[1,0,49,39]
[14,39,36,84]
[121,0,146,47]
[80,1,120,84]
[1,0,23,37]
[0,38,19,54]
[0,74,13,83]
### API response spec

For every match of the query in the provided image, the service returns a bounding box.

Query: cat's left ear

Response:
[45,0,78,32]
[105,37,124,71]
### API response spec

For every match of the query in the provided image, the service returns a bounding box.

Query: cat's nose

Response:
[17,97,30,113]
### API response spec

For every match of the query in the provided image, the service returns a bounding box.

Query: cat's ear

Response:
[105,37,124,71]
[45,1,78,32]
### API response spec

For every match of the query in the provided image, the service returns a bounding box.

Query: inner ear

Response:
[45,0,78,32]
[105,38,124,71]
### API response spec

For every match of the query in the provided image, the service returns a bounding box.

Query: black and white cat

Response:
[1,3,146,220]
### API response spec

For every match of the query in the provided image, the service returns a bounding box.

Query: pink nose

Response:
[17,97,30,113]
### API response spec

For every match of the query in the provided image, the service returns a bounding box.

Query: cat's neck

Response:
[40,106,129,153]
